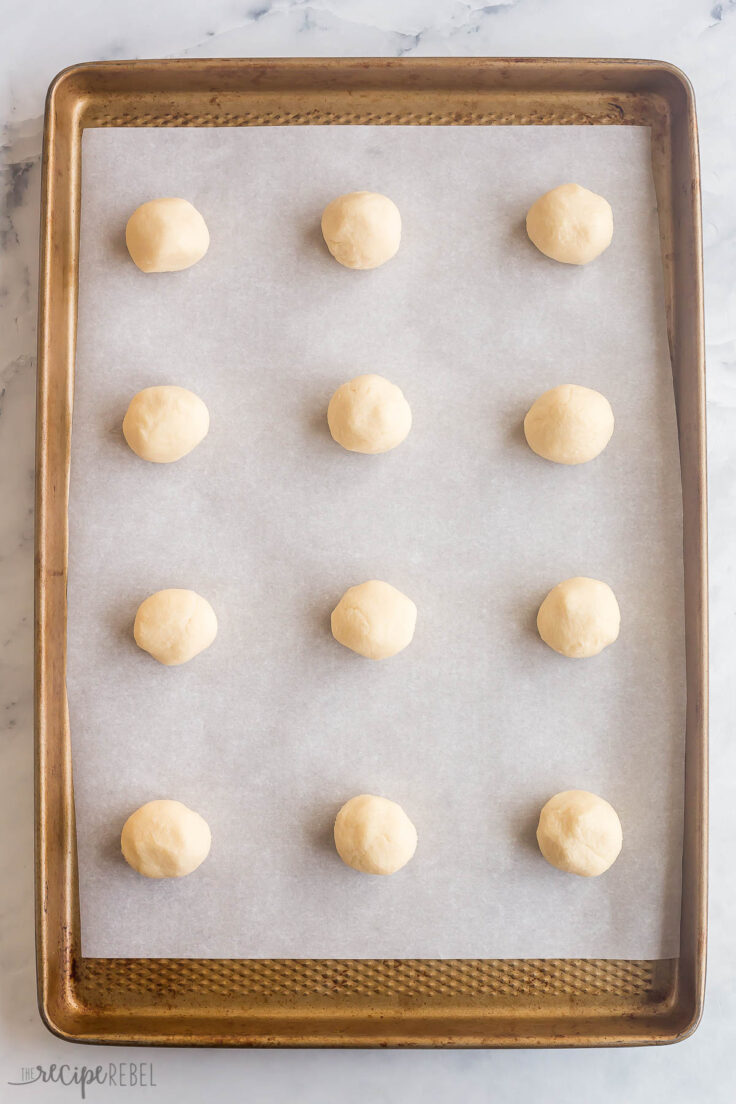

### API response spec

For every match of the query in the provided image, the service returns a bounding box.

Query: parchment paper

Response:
[70,125,685,959]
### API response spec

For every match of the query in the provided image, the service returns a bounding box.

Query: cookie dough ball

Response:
[122,386,210,463]
[125,197,210,273]
[537,577,620,658]
[524,384,614,465]
[331,580,417,660]
[121,799,211,878]
[327,374,412,454]
[134,588,217,666]
[334,794,417,875]
[537,790,622,876]
[321,191,401,269]
[526,183,613,265]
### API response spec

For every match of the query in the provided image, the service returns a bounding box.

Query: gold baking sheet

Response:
[35,57,707,1047]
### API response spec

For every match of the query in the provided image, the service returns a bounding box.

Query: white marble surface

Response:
[1,0,734,1099]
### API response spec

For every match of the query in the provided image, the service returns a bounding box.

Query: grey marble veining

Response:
[1,1,734,1100]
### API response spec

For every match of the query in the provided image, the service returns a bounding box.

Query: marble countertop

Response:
[1,1,734,1100]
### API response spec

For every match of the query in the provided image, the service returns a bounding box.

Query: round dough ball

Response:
[327,374,412,454]
[125,197,210,273]
[536,790,622,877]
[331,580,417,660]
[334,794,417,875]
[321,191,401,269]
[121,799,211,878]
[134,588,217,666]
[537,577,620,659]
[122,385,210,463]
[524,384,614,465]
[526,183,613,265]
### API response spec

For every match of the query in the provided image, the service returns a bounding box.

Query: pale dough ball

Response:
[122,385,210,463]
[536,790,622,877]
[321,191,401,269]
[125,197,210,273]
[121,799,211,878]
[526,183,613,265]
[537,577,620,659]
[327,374,412,454]
[331,580,417,660]
[334,794,418,875]
[134,588,217,666]
[524,384,614,465]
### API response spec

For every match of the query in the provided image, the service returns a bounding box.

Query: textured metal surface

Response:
[81,958,657,1000]
[36,57,707,1048]
[99,108,631,127]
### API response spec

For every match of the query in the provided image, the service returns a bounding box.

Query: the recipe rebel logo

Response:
[8,1062,157,1098]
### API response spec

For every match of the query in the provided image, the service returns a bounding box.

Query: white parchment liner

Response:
[70,125,685,958]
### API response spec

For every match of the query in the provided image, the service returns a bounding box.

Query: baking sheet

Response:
[69,124,685,959]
